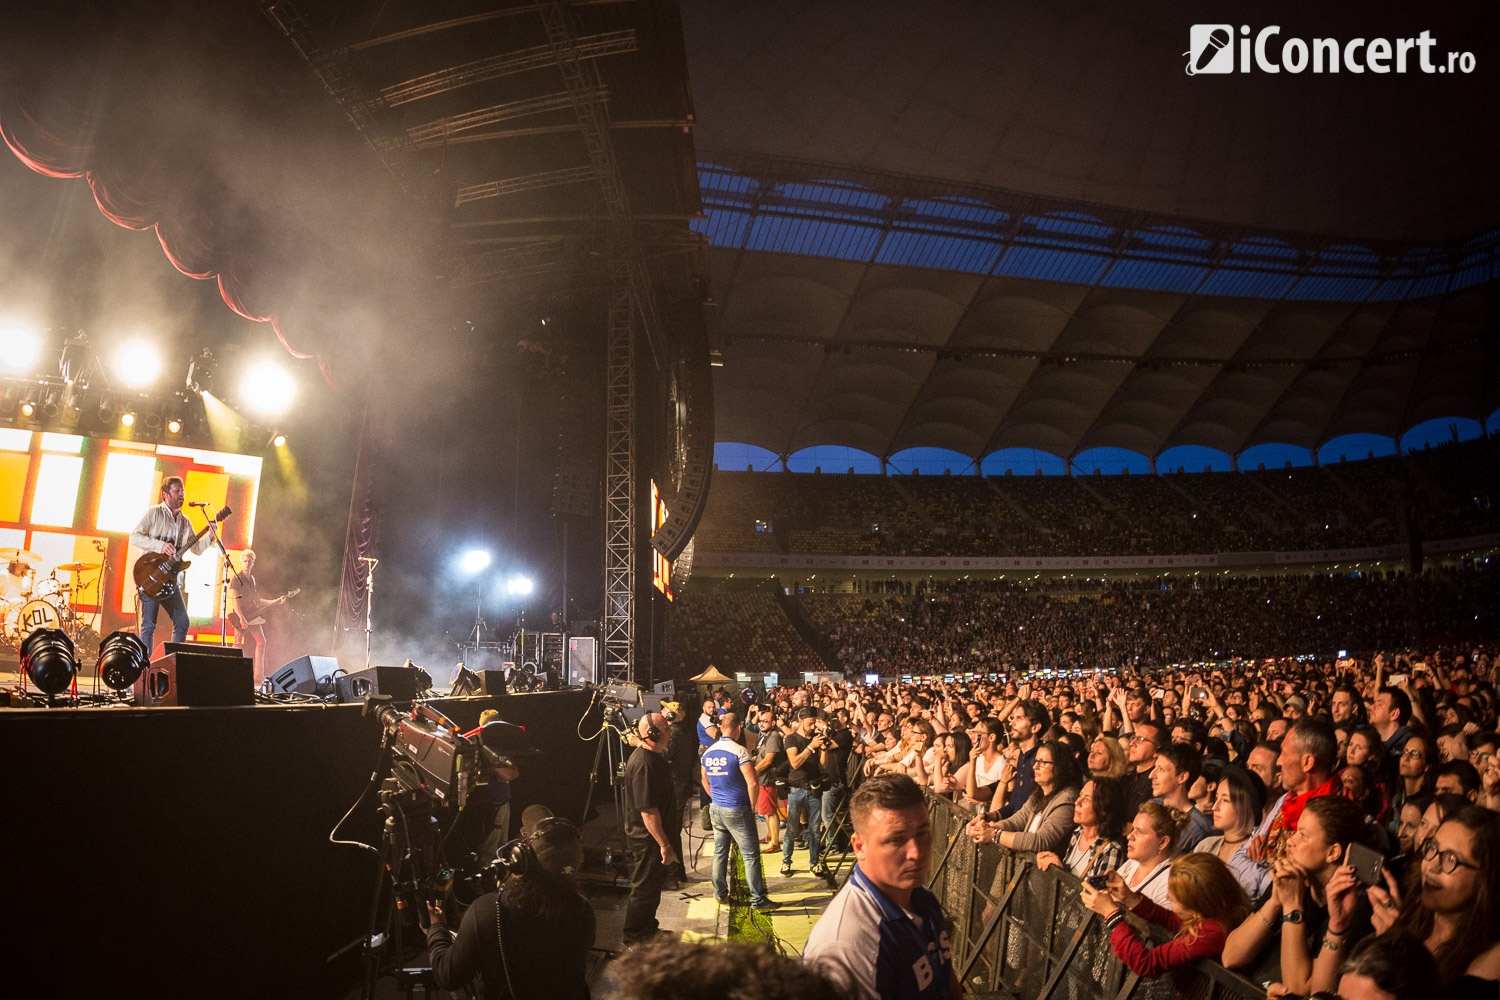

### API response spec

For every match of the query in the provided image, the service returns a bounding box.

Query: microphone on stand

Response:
[188,501,210,508]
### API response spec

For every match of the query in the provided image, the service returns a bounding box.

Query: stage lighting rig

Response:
[96,631,149,692]
[21,627,76,697]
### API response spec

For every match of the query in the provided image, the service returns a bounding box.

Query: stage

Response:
[0,688,603,999]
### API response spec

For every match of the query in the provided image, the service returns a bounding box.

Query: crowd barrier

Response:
[924,794,1268,1000]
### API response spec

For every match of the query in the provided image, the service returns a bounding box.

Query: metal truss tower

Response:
[540,1,666,684]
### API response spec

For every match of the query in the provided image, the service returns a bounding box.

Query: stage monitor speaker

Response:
[567,636,597,688]
[269,655,340,695]
[652,679,676,700]
[479,670,507,696]
[134,651,254,707]
[336,665,418,704]
[164,641,243,657]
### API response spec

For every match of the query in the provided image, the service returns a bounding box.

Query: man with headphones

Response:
[623,711,680,945]
[425,815,594,1000]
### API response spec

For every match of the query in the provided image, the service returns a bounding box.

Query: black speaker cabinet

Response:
[479,670,507,696]
[269,655,340,695]
[336,665,418,704]
[135,651,255,707]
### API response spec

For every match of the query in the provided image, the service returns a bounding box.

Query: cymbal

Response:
[0,549,42,567]
[56,562,101,572]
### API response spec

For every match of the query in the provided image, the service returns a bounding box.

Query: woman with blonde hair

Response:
[1087,735,1130,781]
[1116,802,1185,907]
[1081,852,1252,978]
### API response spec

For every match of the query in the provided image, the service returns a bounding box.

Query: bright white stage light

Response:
[0,323,41,372]
[506,575,534,597]
[114,341,162,387]
[461,550,492,574]
[240,361,296,416]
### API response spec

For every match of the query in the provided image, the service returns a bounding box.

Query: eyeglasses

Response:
[1422,840,1480,874]
[1401,749,1426,760]
[1034,758,1055,768]
[1129,736,1157,747]
[1472,752,1496,765]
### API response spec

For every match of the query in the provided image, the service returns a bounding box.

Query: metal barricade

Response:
[924,793,1266,1000]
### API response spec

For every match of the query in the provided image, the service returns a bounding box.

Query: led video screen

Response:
[0,428,262,646]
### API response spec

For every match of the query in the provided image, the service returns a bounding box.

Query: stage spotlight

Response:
[120,411,136,428]
[0,322,41,372]
[166,417,182,434]
[115,341,162,388]
[461,549,491,574]
[506,575,534,597]
[19,400,35,418]
[96,400,117,426]
[449,663,482,696]
[240,361,295,416]
[95,631,149,692]
[270,432,287,448]
[21,627,76,695]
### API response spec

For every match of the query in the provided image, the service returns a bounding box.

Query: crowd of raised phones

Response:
[733,649,1500,1000]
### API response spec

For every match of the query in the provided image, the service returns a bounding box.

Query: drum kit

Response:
[0,548,104,654]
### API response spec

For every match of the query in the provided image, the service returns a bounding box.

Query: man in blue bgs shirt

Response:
[803,773,960,1000]
[700,712,779,910]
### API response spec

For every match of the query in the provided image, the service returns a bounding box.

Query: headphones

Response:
[496,816,577,879]
[638,715,662,744]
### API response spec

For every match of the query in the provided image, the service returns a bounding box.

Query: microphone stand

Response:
[359,557,379,671]
[198,507,244,651]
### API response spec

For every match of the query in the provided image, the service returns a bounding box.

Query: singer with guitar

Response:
[128,477,216,656]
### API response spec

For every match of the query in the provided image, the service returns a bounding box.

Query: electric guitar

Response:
[231,588,300,629]
[132,506,232,599]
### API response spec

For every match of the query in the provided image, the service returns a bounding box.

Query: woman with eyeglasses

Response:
[965,740,1081,855]
[1368,805,1500,988]
[1386,735,1433,844]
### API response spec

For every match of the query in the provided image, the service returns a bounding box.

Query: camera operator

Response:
[623,712,680,945]
[425,816,594,1000]
[783,707,833,879]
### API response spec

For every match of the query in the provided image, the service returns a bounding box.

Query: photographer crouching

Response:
[424,816,595,1000]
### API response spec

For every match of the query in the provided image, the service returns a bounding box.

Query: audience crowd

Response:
[667,565,1500,679]
[699,435,1500,559]
[711,640,1500,997]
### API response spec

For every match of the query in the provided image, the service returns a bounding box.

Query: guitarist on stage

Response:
[228,549,267,684]
[129,477,210,656]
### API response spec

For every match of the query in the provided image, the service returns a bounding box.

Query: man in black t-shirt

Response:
[782,707,832,880]
[623,712,680,944]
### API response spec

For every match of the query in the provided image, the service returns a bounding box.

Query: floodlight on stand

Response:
[21,627,76,696]
[506,575,534,597]
[461,549,491,574]
[0,322,41,372]
[95,631,149,692]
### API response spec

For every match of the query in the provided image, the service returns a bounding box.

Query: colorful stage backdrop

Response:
[0,428,262,647]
